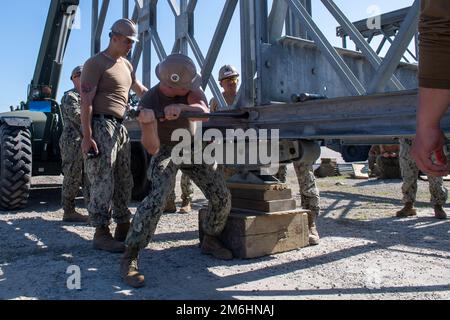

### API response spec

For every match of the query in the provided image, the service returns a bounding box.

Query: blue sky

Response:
[0,0,413,112]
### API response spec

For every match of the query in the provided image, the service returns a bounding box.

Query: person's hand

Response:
[411,127,449,177]
[164,104,183,121]
[137,109,156,125]
[82,137,98,155]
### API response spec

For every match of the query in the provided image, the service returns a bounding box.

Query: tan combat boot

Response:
[307,211,320,246]
[114,222,131,242]
[396,202,417,218]
[164,199,177,213]
[201,234,233,260]
[63,206,89,223]
[434,205,447,220]
[121,247,145,288]
[93,226,125,253]
[179,200,192,214]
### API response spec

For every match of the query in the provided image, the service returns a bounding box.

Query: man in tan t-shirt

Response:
[209,64,239,112]
[80,19,147,253]
[411,0,450,176]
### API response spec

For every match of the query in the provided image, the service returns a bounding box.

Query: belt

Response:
[93,114,123,124]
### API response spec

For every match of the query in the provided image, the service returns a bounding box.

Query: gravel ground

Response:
[0,165,449,300]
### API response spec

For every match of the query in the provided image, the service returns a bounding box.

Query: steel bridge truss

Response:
[89,0,450,142]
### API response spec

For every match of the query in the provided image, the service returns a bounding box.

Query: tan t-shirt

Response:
[81,53,136,118]
[209,92,236,112]
[419,0,450,88]
[140,84,195,147]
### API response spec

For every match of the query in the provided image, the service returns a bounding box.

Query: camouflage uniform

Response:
[399,138,448,206]
[294,162,320,214]
[84,117,133,227]
[126,145,231,250]
[167,173,194,204]
[275,165,288,183]
[59,89,90,210]
[276,163,320,212]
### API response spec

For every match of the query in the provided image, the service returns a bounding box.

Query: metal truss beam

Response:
[284,0,366,96]
[207,90,450,141]
[268,0,288,43]
[368,0,420,94]
[201,0,238,91]
[91,0,110,56]
[321,0,404,91]
[84,0,450,143]
[186,33,226,107]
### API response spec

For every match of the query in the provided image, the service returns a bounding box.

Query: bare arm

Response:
[163,89,209,122]
[209,97,218,113]
[411,87,450,176]
[138,109,160,155]
[131,79,148,99]
[80,83,98,154]
[186,88,209,114]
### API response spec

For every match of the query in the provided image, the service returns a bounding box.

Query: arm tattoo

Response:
[81,84,95,94]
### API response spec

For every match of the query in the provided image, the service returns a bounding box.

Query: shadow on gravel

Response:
[321,190,432,219]
[128,198,208,211]
[220,284,450,298]
[1,187,448,300]
[26,186,88,214]
[320,190,449,252]
[353,179,403,186]
[319,215,450,253]
[0,216,94,300]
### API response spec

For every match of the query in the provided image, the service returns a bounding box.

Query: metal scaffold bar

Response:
[368,0,420,94]
[83,0,450,138]
[321,0,405,91]
[284,0,366,96]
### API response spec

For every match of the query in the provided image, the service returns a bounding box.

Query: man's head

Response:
[156,54,202,96]
[71,65,83,91]
[109,19,139,56]
[218,65,239,94]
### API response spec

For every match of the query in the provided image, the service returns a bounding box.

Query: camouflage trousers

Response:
[126,145,231,250]
[294,162,320,214]
[60,130,90,210]
[167,173,194,203]
[399,138,448,206]
[276,163,320,214]
[275,165,288,183]
[376,156,401,179]
[85,118,133,228]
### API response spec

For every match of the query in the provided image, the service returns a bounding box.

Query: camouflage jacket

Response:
[60,88,83,139]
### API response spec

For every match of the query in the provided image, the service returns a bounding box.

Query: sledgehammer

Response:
[127,109,250,120]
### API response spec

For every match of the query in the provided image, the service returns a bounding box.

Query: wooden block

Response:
[227,183,286,191]
[230,188,293,201]
[351,163,369,179]
[232,198,297,213]
[219,210,309,259]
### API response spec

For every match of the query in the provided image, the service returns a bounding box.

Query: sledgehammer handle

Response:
[127,109,249,120]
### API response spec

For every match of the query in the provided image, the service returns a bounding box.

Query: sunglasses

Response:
[223,76,239,83]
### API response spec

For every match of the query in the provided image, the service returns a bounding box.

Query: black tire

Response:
[0,124,32,211]
[341,145,371,163]
[130,143,150,201]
